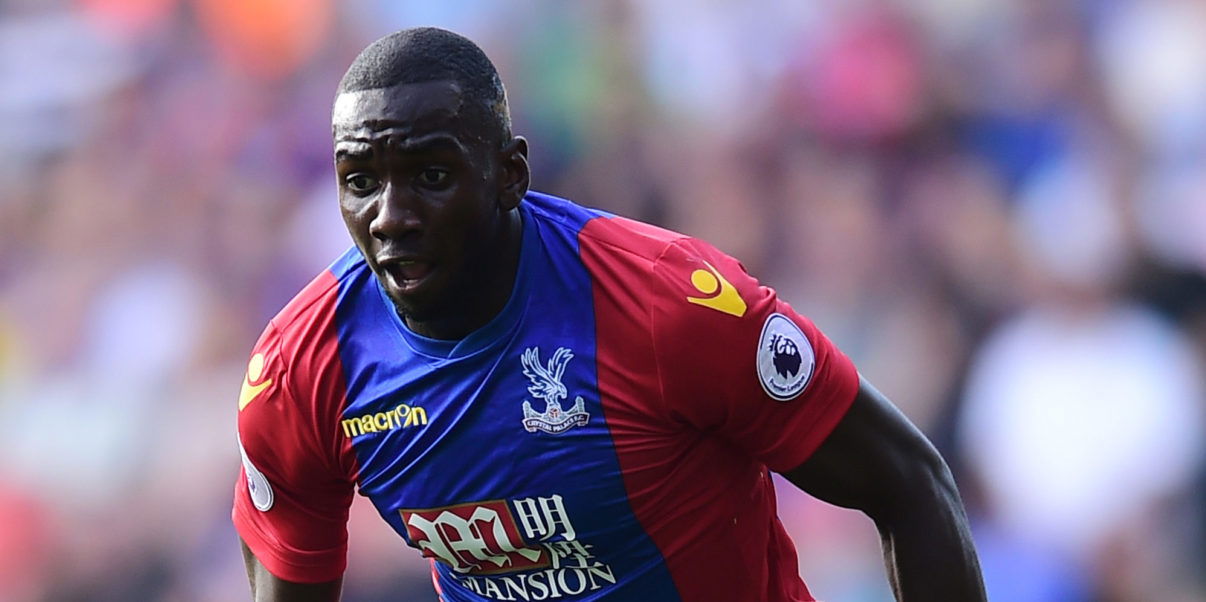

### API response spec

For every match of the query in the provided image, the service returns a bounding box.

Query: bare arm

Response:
[781,376,986,601]
[241,539,344,602]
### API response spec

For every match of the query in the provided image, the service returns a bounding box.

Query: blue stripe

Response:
[330,192,681,600]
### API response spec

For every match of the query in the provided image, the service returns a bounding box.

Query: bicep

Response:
[780,376,951,521]
[242,538,344,602]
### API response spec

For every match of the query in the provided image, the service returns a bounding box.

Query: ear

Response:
[497,136,530,211]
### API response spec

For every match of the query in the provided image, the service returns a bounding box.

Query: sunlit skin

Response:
[332,80,530,340]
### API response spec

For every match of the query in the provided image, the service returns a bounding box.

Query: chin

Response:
[386,289,446,325]
[386,292,426,320]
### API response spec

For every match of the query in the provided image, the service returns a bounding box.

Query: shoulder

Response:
[573,209,702,304]
[267,248,366,361]
[577,212,687,265]
[558,199,759,325]
[238,250,366,475]
[582,217,757,318]
[523,191,764,325]
[521,190,680,259]
[241,248,366,417]
[273,248,364,330]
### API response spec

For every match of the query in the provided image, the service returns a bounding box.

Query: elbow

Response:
[917,443,960,500]
[867,441,964,526]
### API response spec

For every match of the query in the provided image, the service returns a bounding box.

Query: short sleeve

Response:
[650,239,860,472]
[233,321,355,583]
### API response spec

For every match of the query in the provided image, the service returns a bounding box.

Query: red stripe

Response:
[579,217,835,601]
[233,270,362,583]
[429,560,445,598]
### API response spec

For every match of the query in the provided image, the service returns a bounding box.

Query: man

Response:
[234,27,985,602]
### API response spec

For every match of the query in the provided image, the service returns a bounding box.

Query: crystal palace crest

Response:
[520,347,590,434]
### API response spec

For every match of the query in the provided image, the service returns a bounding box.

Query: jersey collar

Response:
[379,207,535,359]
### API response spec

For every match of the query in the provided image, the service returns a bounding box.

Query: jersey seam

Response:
[576,224,690,265]
[264,318,316,463]
[646,241,689,425]
[268,300,351,483]
[578,228,685,425]
[579,234,698,426]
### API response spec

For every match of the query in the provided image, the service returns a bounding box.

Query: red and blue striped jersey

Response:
[233,192,859,601]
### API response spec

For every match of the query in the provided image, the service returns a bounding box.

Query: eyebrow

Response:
[389,134,465,154]
[333,133,467,161]
[334,144,372,161]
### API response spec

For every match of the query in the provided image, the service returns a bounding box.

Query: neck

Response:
[402,208,524,340]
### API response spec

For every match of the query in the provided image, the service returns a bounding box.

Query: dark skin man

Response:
[239,77,985,601]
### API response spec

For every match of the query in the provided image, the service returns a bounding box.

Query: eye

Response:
[417,168,450,188]
[345,173,380,195]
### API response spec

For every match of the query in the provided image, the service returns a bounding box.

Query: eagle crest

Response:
[519,346,589,434]
[521,346,572,403]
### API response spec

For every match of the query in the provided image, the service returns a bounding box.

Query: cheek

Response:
[337,202,375,249]
[430,193,485,229]
[338,194,372,224]
[337,206,361,234]
[338,190,365,213]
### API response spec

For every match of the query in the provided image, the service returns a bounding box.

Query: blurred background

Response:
[1,0,1205,600]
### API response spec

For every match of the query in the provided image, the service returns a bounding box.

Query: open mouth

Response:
[380,259,434,291]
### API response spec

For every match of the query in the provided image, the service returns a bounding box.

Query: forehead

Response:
[332,80,468,143]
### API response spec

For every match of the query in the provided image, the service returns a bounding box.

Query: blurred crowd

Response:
[2,0,1205,600]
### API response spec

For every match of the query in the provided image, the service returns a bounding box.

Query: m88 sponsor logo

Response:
[401,494,617,600]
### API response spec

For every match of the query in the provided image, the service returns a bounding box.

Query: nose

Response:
[369,184,422,242]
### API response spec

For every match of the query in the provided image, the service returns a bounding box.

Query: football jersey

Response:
[233,192,859,601]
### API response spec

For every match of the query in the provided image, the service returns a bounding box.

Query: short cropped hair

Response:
[337,27,511,142]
